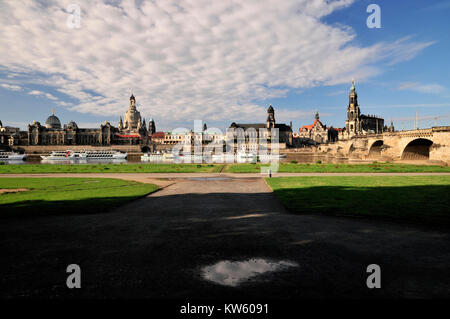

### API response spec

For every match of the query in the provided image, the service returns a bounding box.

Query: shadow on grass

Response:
[272,184,450,227]
[0,195,149,219]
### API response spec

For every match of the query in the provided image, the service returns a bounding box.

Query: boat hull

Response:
[41,151,127,160]
[0,155,26,160]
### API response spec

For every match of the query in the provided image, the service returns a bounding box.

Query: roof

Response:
[232,123,267,129]
[361,114,383,120]
[66,121,78,129]
[151,132,165,138]
[299,118,323,131]
[45,114,61,127]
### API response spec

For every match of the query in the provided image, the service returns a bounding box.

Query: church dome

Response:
[45,111,61,129]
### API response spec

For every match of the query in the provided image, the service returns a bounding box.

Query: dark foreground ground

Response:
[1,177,450,298]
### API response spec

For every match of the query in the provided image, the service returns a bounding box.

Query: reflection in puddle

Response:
[201,258,298,287]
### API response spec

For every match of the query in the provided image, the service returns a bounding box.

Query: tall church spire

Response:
[266,104,275,129]
[346,79,361,136]
[129,94,136,109]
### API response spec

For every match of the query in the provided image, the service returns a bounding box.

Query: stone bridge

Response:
[319,126,450,164]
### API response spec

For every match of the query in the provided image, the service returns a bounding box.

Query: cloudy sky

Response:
[0,0,449,132]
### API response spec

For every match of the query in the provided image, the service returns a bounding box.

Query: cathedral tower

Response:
[123,94,142,133]
[267,104,275,129]
[345,80,361,136]
[148,118,156,135]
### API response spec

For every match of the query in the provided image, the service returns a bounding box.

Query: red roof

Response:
[152,132,165,138]
[300,119,322,132]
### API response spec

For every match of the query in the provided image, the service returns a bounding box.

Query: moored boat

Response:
[141,153,164,161]
[41,150,80,160]
[84,150,127,159]
[0,151,27,161]
[41,150,127,160]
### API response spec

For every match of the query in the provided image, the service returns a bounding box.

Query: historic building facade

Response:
[26,109,117,146]
[299,112,329,143]
[0,121,21,148]
[228,105,293,152]
[15,95,155,147]
[298,112,341,144]
[343,80,385,138]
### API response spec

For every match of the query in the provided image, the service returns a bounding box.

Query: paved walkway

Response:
[1,172,449,185]
[1,177,449,298]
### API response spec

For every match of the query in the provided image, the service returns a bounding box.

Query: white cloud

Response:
[44,93,58,100]
[397,82,446,94]
[0,0,433,126]
[27,90,44,96]
[0,83,22,91]
[27,89,58,100]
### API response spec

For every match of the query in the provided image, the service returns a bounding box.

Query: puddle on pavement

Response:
[188,177,232,181]
[201,258,298,287]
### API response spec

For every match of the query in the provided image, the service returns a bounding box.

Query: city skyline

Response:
[1,0,449,131]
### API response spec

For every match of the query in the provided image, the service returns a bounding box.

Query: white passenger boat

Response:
[141,153,164,161]
[84,150,127,159]
[41,150,127,160]
[258,153,287,160]
[0,151,27,160]
[41,150,81,160]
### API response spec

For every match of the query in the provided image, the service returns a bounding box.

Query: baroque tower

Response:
[267,104,275,129]
[345,80,361,136]
[122,94,142,133]
[148,118,156,135]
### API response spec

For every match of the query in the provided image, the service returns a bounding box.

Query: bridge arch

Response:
[401,138,433,160]
[141,145,151,153]
[347,142,355,156]
[368,140,383,159]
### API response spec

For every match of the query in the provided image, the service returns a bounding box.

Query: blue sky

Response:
[0,0,449,132]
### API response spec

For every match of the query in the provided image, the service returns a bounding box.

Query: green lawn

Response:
[0,178,158,217]
[0,163,223,174]
[226,162,450,173]
[1,161,449,174]
[266,176,450,226]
